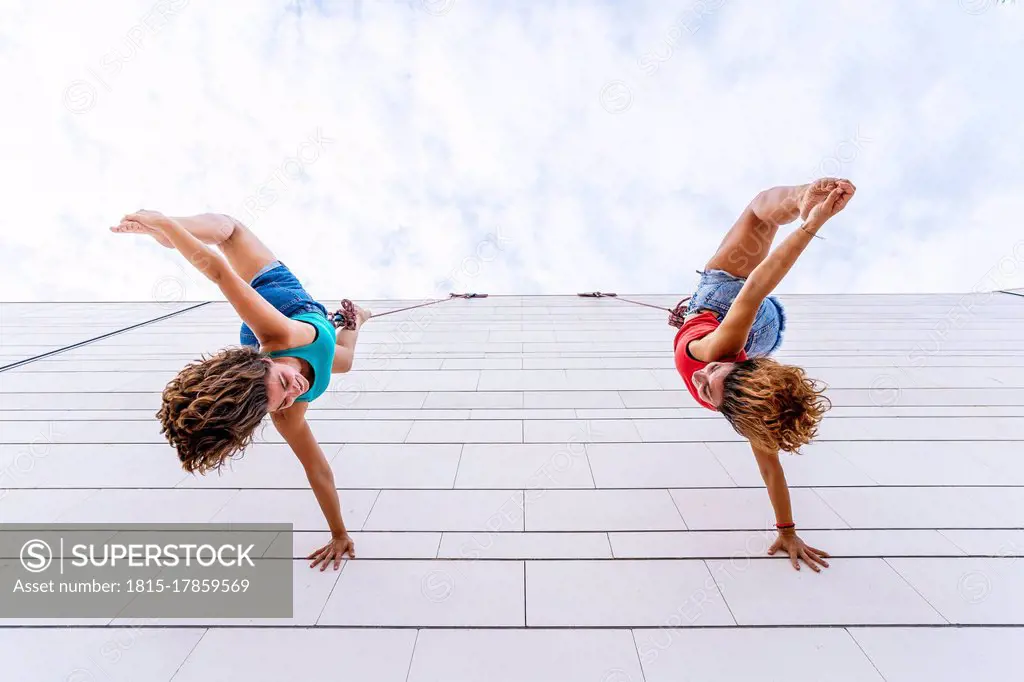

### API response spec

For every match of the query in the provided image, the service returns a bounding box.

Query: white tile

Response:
[820,416,1024,440]
[210,489,380,531]
[478,369,567,391]
[293,531,441,559]
[470,408,577,420]
[55,489,239,524]
[575,407,691,419]
[382,370,481,391]
[849,627,1024,682]
[406,420,523,443]
[938,529,1024,555]
[319,560,525,626]
[0,627,204,682]
[564,369,663,390]
[455,443,593,488]
[0,444,188,488]
[524,391,624,408]
[527,490,685,531]
[634,628,884,682]
[438,532,611,559]
[173,629,417,682]
[364,490,525,531]
[707,557,945,625]
[670,488,849,530]
[611,530,777,559]
[408,629,643,682]
[619,390,690,408]
[886,557,1024,624]
[0,489,102,523]
[0,419,163,443]
[315,391,426,409]
[793,529,966,557]
[523,419,642,443]
[178,443,322,488]
[633,418,741,442]
[423,391,523,409]
[705,441,878,487]
[267,419,414,443]
[332,443,462,488]
[441,358,521,369]
[587,443,735,488]
[955,446,1024,485]
[110,560,342,627]
[527,560,734,626]
[815,487,1024,529]
[830,441,1010,485]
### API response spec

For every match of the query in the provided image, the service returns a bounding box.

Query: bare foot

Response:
[353,303,372,327]
[110,219,173,248]
[798,178,842,221]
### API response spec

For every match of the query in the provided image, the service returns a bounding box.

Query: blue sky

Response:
[0,0,1022,302]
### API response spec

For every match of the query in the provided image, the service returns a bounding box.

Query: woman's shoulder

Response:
[261,314,321,353]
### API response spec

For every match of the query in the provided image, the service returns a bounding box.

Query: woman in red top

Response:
[672,177,856,571]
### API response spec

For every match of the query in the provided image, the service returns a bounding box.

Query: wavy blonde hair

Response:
[720,357,831,452]
[156,347,270,474]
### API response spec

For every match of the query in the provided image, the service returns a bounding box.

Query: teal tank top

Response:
[267,312,336,403]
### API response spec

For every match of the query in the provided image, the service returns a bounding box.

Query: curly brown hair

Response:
[156,347,270,474]
[720,357,831,453]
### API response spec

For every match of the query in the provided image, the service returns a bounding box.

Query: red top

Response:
[673,312,747,410]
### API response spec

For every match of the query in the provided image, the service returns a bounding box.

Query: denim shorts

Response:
[685,269,787,357]
[239,261,328,348]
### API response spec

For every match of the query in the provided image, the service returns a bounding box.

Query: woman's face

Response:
[692,361,735,408]
[265,360,308,412]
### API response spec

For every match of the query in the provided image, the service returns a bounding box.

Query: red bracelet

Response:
[775,522,795,529]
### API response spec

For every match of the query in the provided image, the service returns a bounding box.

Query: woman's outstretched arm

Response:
[751,444,830,571]
[119,210,295,345]
[694,181,856,359]
[272,404,354,570]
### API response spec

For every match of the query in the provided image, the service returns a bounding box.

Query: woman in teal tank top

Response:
[112,210,367,570]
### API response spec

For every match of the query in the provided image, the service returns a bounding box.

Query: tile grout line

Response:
[701,558,739,626]
[629,629,650,682]
[880,558,950,625]
[523,561,528,627]
[0,301,211,373]
[8,623,1024,630]
[665,489,689,530]
[809,486,854,530]
[451,444,465,489]
[167,628,209,682]
[359,490,383,531]
[313,558,351,626]
[582,443,598,488]
[843,627,890,682]
[701,442,739,487]
[403,630,421,682]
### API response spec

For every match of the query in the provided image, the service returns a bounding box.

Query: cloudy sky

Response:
[1,0,1021,303]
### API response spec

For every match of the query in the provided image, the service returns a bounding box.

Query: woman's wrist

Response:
[800,222,824,239]
[776,521,796,536]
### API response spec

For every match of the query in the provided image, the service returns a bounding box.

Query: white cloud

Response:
[0,0,1022,303]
